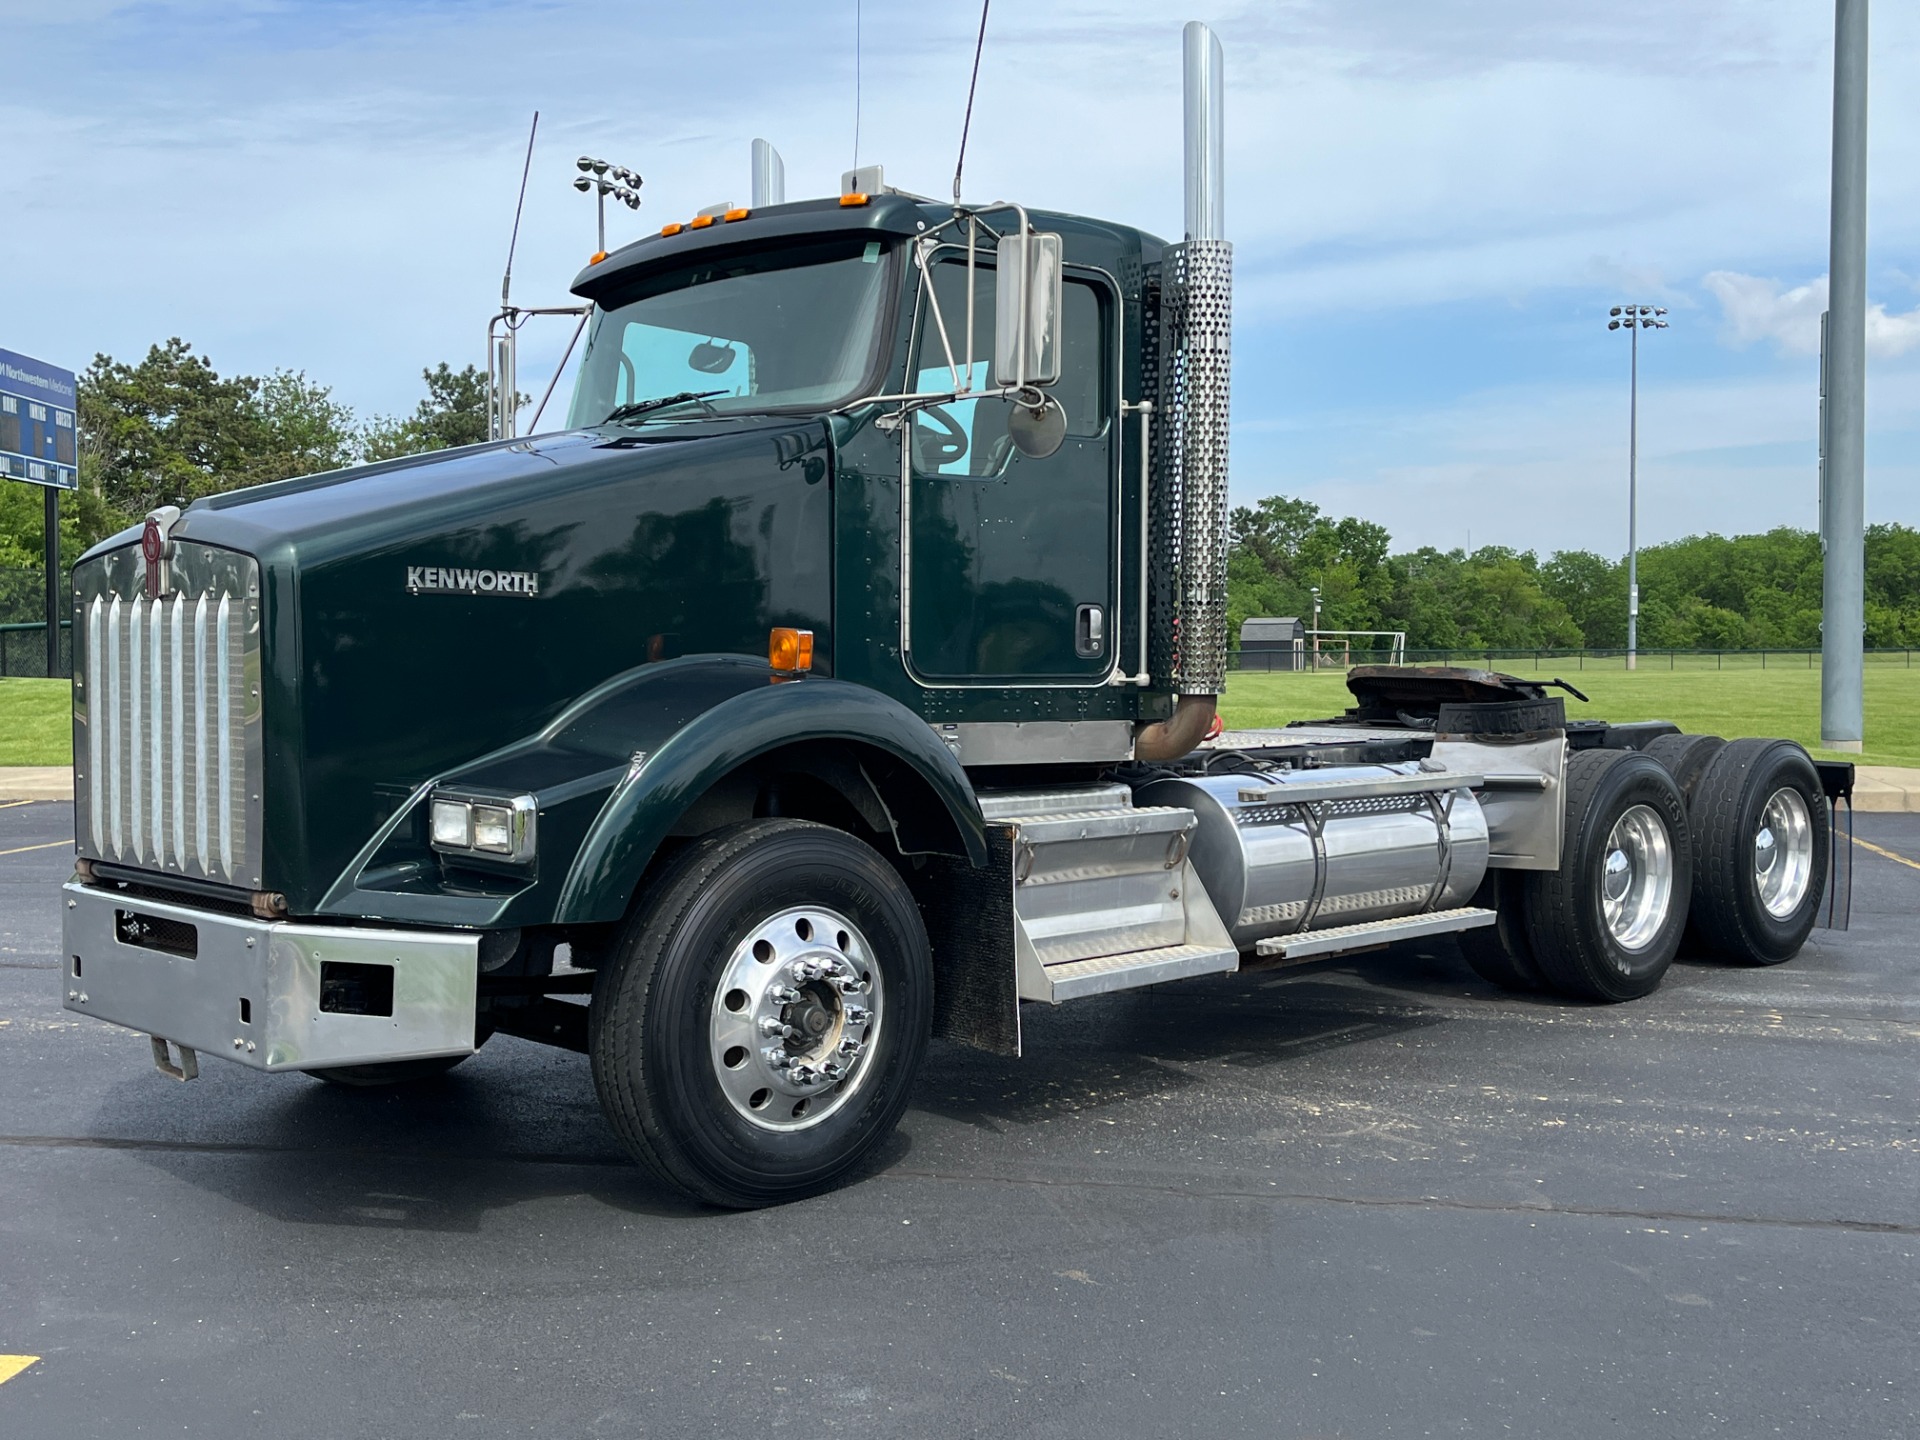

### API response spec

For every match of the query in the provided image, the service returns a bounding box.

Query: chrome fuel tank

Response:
[1137,765,1488,949]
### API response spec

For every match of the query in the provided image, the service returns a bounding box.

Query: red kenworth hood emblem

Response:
[141,506,181,600]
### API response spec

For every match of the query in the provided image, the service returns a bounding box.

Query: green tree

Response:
[362,363,495,460]
[1540,549,1625,647]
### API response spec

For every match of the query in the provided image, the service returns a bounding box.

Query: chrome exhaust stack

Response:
[1137,20,1234,761]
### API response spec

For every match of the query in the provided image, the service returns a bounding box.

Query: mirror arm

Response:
[913,238,964,394]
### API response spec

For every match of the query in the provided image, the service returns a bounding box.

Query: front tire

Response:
[1526,750,1693,1002]
[590,820,933,1208]
[1686,739,1828,965]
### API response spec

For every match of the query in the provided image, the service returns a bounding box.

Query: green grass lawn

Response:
[3,668,1917,771]
[0,678,70,767]
[1220,664,1920,771]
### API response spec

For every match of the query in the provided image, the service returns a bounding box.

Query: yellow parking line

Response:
[1854,835,1920,873]
[0,840,69,858]
[0,1355,38,1385]
[0,799,33,810]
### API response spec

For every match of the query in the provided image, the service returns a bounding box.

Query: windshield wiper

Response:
[602,390,727,425]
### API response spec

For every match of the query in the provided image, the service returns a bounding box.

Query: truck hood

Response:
[84,418,838,909]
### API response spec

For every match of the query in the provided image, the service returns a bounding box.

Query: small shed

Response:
[1239,616,1306,671]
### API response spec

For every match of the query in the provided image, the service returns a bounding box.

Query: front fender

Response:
[553,666,985,923]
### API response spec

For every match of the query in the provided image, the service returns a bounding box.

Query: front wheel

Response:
[590,820,933,1208]
[1525,750,1693,1002]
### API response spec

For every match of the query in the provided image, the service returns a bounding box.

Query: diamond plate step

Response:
[1253,906,1497,962]
[1037,941,1240,1002]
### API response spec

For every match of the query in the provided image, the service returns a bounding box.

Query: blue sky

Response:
[2,0,1916,556]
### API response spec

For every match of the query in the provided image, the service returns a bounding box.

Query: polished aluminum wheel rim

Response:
[709,906,882,1132]
[1599,804,1674,952]
[1754,786,1815,919]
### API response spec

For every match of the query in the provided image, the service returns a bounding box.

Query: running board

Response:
[1030,941,1241,1003]
[1253,907,1497,962]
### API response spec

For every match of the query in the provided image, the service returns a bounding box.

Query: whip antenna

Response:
[501,111,539,308]
[952,0,992,204]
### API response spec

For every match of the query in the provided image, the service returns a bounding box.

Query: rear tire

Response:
[590,819,933,1209]
[1686,739,1828,965]
[1458,871,1545,991]
[1644,733,1726,804]
[1526,749,1692,1002]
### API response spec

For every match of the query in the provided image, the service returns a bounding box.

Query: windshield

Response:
[567,235,897,426]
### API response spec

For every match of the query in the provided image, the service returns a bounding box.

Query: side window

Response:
[610,322,756,408]
[911,261,1108,476]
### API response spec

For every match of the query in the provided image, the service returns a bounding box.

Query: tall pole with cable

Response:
[1608,305,1667,671]
[1823,0,1868,753]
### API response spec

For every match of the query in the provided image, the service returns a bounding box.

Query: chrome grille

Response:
[74,541,262,887]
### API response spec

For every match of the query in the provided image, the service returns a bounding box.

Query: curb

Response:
[1851,766,1920,814]
[0,767,73,803]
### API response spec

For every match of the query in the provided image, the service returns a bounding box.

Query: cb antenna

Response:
[952,0,992,205]
[501,111,539,309]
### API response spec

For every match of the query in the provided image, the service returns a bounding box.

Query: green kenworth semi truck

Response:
[60,24,1849,1207]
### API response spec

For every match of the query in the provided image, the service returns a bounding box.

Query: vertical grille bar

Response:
[217,593,233,880]
[87,598,104,853]
[193,594,209,874]
[149,599,165,864]
[170,596,186,867]
[128,596,145,863]
[107,597,124,859]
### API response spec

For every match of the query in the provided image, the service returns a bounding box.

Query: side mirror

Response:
[992,232,1062,389]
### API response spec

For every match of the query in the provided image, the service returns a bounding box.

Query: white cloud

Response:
[1705,271,1920,358]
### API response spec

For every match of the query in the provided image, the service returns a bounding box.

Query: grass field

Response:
[3,668,1917,771]
[0,679,70,766]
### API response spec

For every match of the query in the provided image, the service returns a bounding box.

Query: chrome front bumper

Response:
[60,882,479,1072]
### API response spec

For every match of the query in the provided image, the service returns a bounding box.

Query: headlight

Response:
[429,793,537,864]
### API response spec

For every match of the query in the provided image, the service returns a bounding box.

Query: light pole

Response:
[1608,304,1668,670]
[1310,585,1322,668]
[574,157,643,259]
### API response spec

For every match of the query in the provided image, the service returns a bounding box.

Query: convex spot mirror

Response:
[688,340,737,374]
[991,231,1063,389]
[1007,394,1067,459]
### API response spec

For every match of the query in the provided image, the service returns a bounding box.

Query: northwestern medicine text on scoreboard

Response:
[0,347,78,490]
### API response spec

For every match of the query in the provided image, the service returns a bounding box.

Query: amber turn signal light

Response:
[769,627,814,675]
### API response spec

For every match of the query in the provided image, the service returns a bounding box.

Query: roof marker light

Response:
[839,193,869,207]
[661,222,684,236]
[724,208,751,222]
[689,214,716,229]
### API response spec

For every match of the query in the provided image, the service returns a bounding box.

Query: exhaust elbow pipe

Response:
[1135,695,1217,762]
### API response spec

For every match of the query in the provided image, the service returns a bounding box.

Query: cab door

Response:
[903,259,1117,683]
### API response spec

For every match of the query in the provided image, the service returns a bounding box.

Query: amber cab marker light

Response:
[769,627,814,675]
[839,193,869,208]
[589,250,609,264]
[689,214,716,229]
[724,208,751,222]
[661,222,684,236]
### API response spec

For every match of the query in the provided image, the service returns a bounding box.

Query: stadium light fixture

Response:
[1607,304,1671,670]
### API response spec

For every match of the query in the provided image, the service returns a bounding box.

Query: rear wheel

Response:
[1526,750,1692,1002]
[1644,732,1726,804]
[590,819,932,1208]
[1458,871,1545,991]
[1686,739,1828,965]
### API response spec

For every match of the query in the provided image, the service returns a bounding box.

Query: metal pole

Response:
[44,485,59,677]
[1628,320,1639,672]
[1822,0,1868,752]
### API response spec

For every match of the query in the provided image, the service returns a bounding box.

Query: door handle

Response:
[1075,604,1105,659]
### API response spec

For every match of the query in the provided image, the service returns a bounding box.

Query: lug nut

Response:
[770,985,801,1005]
[762,1047,792,1069]
[844,1005,870,1026]
[837,1037,863,1057]
[834,976,867,995]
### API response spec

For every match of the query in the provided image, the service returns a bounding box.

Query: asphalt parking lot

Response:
[0,797,1914,1438]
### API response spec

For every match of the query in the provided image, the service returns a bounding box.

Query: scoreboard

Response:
[0,347,78,490]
